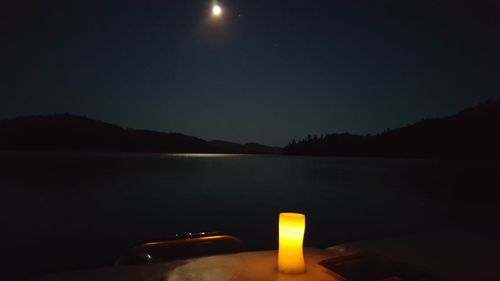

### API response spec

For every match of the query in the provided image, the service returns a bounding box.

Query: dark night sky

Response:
[1,0,499,146]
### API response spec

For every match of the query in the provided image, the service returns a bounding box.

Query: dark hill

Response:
[0,114,280,154]
[283,99,500,160]
[210,140,281,154]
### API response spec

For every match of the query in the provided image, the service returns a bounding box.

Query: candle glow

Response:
[278,212,306,274]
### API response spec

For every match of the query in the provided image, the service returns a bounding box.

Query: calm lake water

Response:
[0,152,498,280]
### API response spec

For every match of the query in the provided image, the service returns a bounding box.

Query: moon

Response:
[212,4,222,17]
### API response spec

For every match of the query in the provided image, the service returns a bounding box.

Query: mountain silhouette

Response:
[2,99,499,158]
[0,113,281,154]
[283,99,500,160]
[210,140,282,154]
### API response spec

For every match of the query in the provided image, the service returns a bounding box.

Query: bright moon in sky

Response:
[212,4,222,17]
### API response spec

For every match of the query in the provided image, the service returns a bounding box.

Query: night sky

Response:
[1,0,499,146]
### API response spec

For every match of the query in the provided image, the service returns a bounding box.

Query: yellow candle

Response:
[278,212,306,274]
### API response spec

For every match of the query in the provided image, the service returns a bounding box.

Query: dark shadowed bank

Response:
[0,114,281,154]
[1,99,500,160]
[284,99,500,160]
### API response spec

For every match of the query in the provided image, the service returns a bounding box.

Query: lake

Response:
[0,152,497,280]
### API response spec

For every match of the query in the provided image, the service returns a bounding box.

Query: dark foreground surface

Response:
[0,152,498,280]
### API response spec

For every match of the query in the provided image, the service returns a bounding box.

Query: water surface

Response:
[0,152,497,280]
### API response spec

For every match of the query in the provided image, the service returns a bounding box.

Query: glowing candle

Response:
[278,212,306,274]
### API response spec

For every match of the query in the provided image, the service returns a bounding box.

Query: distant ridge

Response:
[3,99,499,159]
[283,99,500,160]
[0,113,281,154]
[210,140,282,154]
